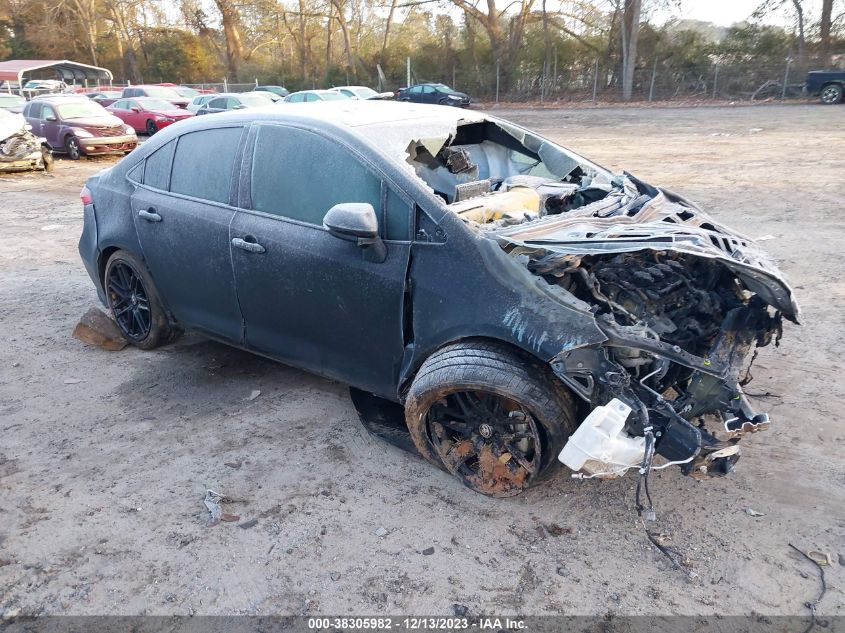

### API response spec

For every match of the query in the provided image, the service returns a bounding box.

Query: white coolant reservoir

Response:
[558,399,646,478]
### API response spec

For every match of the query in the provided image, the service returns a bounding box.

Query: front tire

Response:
[104,250,172,350]
[65,135,81,160]
[405,341,576,497]
[146,120,157,136]
[820,83,843,104]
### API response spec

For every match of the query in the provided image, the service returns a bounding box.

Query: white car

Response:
[187,95,216,113]
[0,109,52,173]
[329,86,393,100]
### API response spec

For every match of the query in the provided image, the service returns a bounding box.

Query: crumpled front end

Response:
[494,188,798,480]
[0,116,51,173]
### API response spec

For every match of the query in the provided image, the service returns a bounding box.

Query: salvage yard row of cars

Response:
[0,81,473,166]
[75,100,798,498]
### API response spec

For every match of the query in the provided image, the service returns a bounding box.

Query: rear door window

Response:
[169,127,243,204]
[143,139,176,190]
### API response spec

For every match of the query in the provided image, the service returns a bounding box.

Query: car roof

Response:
[207,93,249,99]
[31,94,90,102]
[129,97,179,105]
[150,101,487,167]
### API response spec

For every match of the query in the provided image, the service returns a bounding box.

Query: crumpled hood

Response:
[492,188,800,322]
[0,112,28,140]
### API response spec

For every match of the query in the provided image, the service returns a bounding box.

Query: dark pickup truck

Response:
[806,70,845,104]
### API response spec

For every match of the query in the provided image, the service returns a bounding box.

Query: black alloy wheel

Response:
[425,390,544,496]
[107,260,151,342]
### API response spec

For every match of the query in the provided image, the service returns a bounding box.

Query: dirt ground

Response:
[0,103,843,618]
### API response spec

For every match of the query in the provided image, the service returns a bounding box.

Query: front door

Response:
[130,126,247,342]
[40,104,61,148]
[230,123,413,397]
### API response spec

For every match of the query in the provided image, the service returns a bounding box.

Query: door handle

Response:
[138,208,162,222]
[232,237,266,254]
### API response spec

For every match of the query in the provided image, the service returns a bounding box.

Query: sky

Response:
[651,0,823,28]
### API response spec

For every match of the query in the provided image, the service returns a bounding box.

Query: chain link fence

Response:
[414,57,824,103]
[59,59,829,103]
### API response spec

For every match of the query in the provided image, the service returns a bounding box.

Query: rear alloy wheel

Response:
[820,84,843,105]
[104,250,172,350]
[405,341,575,497]
[146,120,157,136]
[65,135,81,160]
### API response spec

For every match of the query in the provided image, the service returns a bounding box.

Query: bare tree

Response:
[620,0,641,100]
[213,0,246,79]
[52,0,100,64]
[444,0,536,93]
[819,0,834,64]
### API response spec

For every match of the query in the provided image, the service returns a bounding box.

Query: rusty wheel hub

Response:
[425,390,542,497]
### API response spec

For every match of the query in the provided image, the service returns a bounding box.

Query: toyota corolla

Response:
[78,102,797,497]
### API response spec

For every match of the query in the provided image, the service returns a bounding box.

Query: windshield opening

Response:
[404,120,619,228]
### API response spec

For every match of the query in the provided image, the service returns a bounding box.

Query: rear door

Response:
[229,123,413,396]
[421,85,437,104]
[130,126,247,341]
[23,102,43,135]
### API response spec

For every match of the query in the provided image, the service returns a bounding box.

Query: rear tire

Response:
[146,120,157,136]
[405,340,576,497]
[820,83,843,104]
[104,250,173,350]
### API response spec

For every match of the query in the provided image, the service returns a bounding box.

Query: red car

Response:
[107,97,194,135]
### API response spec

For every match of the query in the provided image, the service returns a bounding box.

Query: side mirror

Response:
[130,106,140,113]
[233,104,246,110]
[45,115,57,122]
[323,203,386,263]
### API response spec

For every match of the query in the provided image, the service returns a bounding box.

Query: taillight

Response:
[80,185,93,205]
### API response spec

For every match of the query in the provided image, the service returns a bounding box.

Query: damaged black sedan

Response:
[78,102,798,497]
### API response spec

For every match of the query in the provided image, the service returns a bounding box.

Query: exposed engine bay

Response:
[407,117,799,481]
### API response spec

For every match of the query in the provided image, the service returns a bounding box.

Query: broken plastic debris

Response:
[248,390,261,401]
[203,489,240,526]
[744,508,765,517]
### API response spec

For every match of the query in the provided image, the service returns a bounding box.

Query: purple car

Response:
[23,96,137,159]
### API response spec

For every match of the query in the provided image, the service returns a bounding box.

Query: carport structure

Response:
[0,59,113,93]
